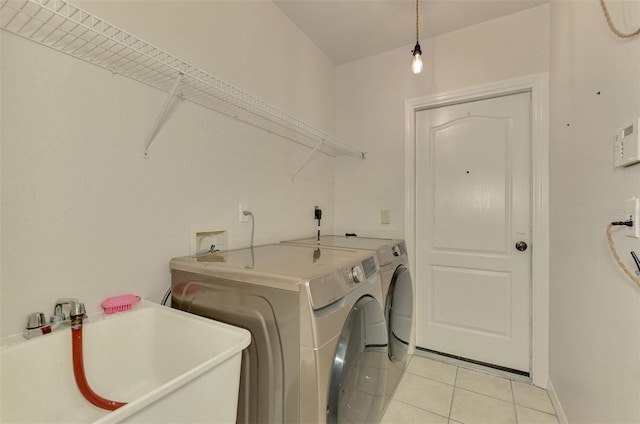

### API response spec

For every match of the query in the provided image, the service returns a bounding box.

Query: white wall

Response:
[549,1,640,423]
[0,1,337,337]
[334,4,550,237]
[334,1,640,422]
[4,1,639,420]
[76,0,336,133]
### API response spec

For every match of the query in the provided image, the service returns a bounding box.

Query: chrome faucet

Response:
[52,298,86,323]
[24,298,87,339]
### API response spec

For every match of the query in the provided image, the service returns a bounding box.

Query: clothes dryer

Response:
[170,244,387,424]
[282,235,414,408]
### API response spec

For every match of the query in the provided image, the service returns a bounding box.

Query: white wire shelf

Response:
[0,0,366,163]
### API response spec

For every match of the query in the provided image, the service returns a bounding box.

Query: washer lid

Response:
[285,235,395,250]
[283,235,404,266]
[170,244,373,292]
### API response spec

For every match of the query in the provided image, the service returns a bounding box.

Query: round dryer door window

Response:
[326,296,387,424]
[386,264,413,363]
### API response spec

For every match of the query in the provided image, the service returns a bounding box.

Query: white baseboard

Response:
[547,379,568,424]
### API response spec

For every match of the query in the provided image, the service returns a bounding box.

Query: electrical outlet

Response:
[239,203,249,223]
[381,209,391,224]
[626,197,640,238]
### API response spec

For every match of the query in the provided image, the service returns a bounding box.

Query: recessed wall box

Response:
[613,118,640,167]
[191,229,227,254]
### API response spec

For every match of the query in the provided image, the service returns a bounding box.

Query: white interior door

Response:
[415,91,531,373]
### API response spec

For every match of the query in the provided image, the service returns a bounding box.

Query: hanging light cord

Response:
[415,0,419,42]
[599,0,640,38]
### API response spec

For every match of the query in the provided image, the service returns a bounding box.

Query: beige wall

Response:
[334,4,550,237]
[335,1,640,422]
[0,1,337,337]
[3,1,640,421]
[549,1,640,422]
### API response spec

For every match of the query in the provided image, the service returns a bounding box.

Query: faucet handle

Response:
[26,312,46,330]
[71,302,86,318]
[53,297,85,320]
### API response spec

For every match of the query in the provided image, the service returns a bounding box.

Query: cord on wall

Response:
[598,0,640,38]
[243,210,255,248]
[161,288,172,306]
[606,222,640,288]
[314,206,322,244]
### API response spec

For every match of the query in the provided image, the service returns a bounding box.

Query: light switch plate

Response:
[381,209,391,225]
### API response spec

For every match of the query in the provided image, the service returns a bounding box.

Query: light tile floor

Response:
[382,356,559,424]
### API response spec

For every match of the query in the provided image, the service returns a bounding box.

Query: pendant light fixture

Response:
[411,0,423,74]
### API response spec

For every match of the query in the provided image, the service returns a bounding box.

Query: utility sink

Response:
[0,300,250,423]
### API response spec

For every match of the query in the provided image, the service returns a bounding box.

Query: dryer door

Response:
[386,264,414,363]
[327,296,387,424]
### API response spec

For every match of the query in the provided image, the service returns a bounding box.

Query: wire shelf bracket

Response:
[0,0,366,172]
[143,64,185,158]
[292,138,325,181]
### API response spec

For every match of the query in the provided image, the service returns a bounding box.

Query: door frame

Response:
[404,73,549,388]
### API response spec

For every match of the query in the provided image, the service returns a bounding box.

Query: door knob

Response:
[515,241,528,251]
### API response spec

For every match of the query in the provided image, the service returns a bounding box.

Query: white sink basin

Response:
[0,300,250,423]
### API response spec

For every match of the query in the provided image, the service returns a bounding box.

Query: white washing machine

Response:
[282,235,414,409]
[170,244,388,424]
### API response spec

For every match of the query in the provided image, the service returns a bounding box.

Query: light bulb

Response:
[412,53,423,74]
[411,41,423,74]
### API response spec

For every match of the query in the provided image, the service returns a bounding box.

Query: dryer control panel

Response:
[307,256,378,310]
[377,241,407,266]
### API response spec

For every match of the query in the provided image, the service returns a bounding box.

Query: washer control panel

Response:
[377,241,407,265]
[307,255,379,310]
[349,265,365,283]
[360,256,377,279]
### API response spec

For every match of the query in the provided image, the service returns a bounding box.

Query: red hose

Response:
[72,325,127,411]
